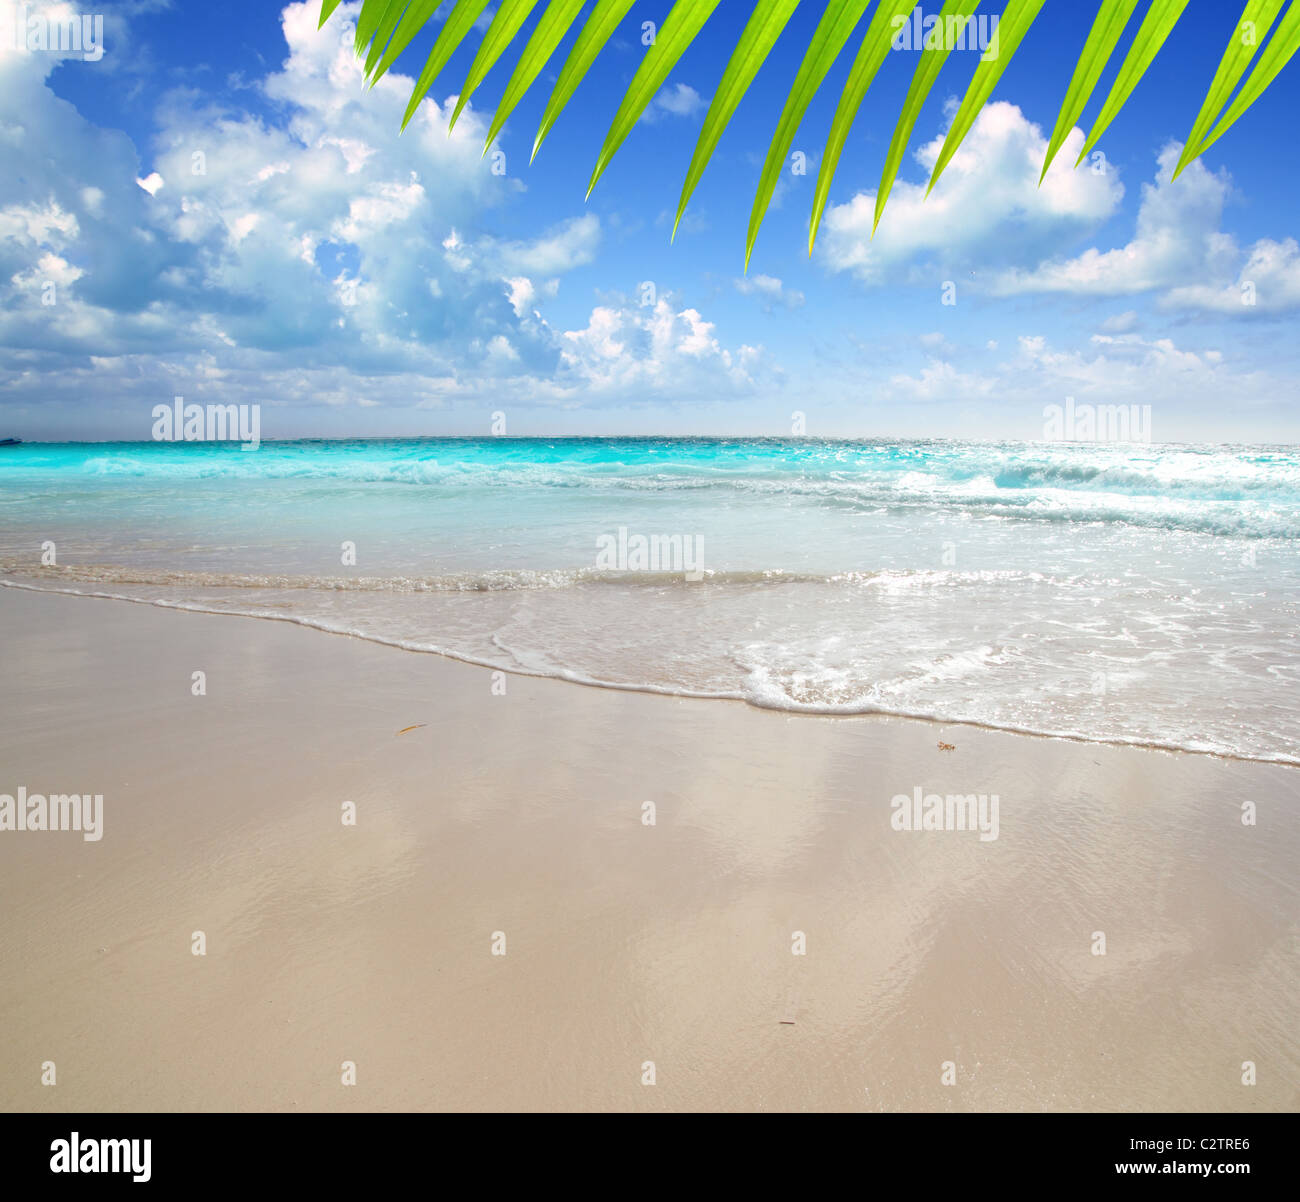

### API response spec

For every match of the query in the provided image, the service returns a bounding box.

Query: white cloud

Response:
[483,214,601,277]
[0,199,79,244]
[486,333,518,363]
[819,102,1122,284]
[885,330,1266,425]
[990,143,1300,314]
[889,356,996,402]
[818,109,1300,320]
[990,145,1232,296]
[1098,310,1140,333]
[505,276,535,318]
[331,173,426,242]
[0,2,764,427]
[645,83,705,122]
[11,249,82,291]
[1165,236,1300,314]
[735,273,805,310]
[558,297,763,396]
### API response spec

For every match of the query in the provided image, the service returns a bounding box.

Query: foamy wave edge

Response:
[4,577,1296,769]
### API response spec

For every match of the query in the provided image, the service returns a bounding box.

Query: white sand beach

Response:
[1,586,1296,1111]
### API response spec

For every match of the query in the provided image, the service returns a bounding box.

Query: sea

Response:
[2,437,1297,763]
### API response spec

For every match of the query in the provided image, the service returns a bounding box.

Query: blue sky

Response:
[2,0,1299,441]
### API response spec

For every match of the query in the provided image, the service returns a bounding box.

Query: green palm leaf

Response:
[483,0,588,154]
[587,0,724,200]
[358,0,408,77]
[1173,0,1285,179]
[450,0,543,131]
[367,0,442,85]
[533,0,636,163]
[874,0,981,235]
[674,0,802,242]
[319,0,345,30]
[318,0,1299,260]
[809,0,915,254]
[355,0,401,56]
[1039,0,1140,183]
[746,0,872,270]
[1075,0,1191,167]
[401,0,492,128]
[927,0,1047,196]
[1193,1,1300,158]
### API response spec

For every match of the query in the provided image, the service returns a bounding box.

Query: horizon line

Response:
[4,434,1299,450]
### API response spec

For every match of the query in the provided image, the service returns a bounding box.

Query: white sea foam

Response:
[2,438,1297,762]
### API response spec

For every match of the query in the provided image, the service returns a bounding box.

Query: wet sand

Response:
[0,585,1296,1111]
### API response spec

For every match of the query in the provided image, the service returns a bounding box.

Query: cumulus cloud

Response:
[0,200,79,245]
[817,104,1300,321]
[886,330,1258,427]
[734,273,805,310]
[1165,236,1300,314]
[989,145,1233,296]
[558,297,763,396]
[481,214,601,278]
[0,1,763,431]
[1098,310,1140,333]
[819,101,1123,284]
[990,143,1300,315]
[645,83,705,122]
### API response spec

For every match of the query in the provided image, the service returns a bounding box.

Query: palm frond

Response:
[745,0,873,268]
[1194,1,1300,158]
[325,0,1300,261]
[808,0,914,253]
[401,0,491,129]
[483,0,587,154]
[532,0,636,162]
[928,0,1047,196]
[588,0,724,199]
[367,0,441,85]
[675,0,801,242]
[354,0,400,55]
[450,0,544,132]
[1039,0,1140,183]
[1074,0,1191,168]
[873,0,980,235]
[1173,0,1285,180]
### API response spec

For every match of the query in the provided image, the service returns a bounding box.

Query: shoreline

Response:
[1,586,1297,1111]
[3,577,1295,769]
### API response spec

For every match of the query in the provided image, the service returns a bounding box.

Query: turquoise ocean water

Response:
[2,437,1297,762]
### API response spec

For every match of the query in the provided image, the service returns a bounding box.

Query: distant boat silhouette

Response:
[0,438,21,446]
